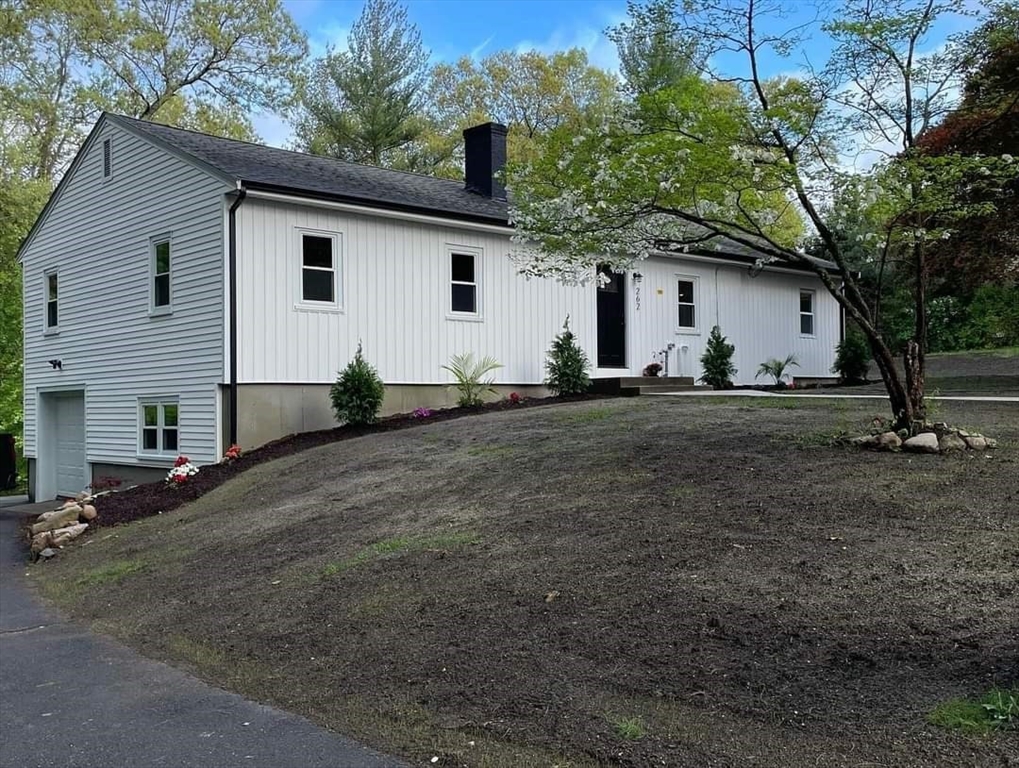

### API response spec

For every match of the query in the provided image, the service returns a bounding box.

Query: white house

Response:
[19,114,841,500]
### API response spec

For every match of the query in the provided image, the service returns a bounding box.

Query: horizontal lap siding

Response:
[22,122,229,464]
[236,199,597,385]
[630,257,839,383]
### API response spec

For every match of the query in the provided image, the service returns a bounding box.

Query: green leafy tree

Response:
[698,326,737,390]
[544,316,592,396]
[421,48,620,177]
[330,342,386,425]
[607,0,702,97]
[295,0,429,166]
[508,0,1019,430]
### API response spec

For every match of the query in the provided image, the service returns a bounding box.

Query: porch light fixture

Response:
[632,272,643,283]
[48,359,62,370]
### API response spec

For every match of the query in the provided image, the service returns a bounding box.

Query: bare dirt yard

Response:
[32,397,1019,767]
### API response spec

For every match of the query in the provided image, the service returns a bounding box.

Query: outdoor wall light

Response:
[48,359,62,370]
[632,272,644,283]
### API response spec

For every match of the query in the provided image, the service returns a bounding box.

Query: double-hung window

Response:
[139,400,178,456]
[299,231,341,307]
[677,276,697,331]
[800,290,815,336]
[151,237,172,312]
[449,247,481,317]
[44,271,59,331]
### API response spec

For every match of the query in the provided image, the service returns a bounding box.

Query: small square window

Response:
[139,400,180,457]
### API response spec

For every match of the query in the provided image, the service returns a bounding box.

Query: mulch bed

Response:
[91,395,606,529]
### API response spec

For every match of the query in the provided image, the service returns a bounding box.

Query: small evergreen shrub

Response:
[545,316,592,396]
[699,326,737,389]
[442,352,502,407]
[832,332,870,384]
[331,342,385,425]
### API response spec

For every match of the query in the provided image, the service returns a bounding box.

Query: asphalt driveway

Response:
[0,511,405,768]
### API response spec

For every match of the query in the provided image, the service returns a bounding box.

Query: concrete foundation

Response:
[235,383,548,450]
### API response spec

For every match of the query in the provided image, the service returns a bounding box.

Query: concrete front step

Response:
[623,384,711,396]
[591,376,697,395]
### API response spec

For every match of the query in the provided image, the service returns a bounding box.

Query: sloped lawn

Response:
[33,398,1019,767]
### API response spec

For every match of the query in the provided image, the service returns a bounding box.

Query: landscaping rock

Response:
[903,432,939,454]
[985,437,998,449]
[850,435,878,447]
[876,432,902,451]
[963,434,987,451]
[938,433,967,453]
[80,504,98,521]
[39,548,56,559]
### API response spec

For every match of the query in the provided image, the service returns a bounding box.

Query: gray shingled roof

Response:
[110,114,838,273]
[110,114,511,225]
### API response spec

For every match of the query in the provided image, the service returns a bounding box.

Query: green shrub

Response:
[756,354,799,386]
[330,342,385,425]
[442,352,502,407]
[832,331,870,383]
[545,315,592,396]
[698,326,737,389]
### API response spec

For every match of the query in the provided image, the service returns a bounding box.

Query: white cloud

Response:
[512,11,624,74]
[470,35,495,60]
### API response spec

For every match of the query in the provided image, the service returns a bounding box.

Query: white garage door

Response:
[54,392,86,497]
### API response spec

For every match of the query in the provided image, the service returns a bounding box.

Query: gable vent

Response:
[103,138,112,178]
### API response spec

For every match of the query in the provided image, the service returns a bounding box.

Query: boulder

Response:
[985,437,998,449]
[903,432,939,454]
[963,434,987,451]
[850,435,878,447]
[79,504,98,521]
[38,548,56,559]
[876,432,902,451]
[938,433,967,453]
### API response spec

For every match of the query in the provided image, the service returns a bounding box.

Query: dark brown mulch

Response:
[92,395,606,529]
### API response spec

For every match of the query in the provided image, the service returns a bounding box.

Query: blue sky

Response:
[256,0,981,149]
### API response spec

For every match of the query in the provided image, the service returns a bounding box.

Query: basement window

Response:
[139,400,179,456]
[800,290,815,336]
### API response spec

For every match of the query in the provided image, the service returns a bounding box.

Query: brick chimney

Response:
[463,122,508,200]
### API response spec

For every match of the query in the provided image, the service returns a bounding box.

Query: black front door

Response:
[597,267,626,367]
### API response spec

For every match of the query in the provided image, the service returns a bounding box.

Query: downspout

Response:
[227,186,247,446]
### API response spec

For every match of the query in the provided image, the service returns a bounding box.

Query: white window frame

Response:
[43,268,59,335]
[150,235,172,316]
[137,398,180,458]
[675,274,700,334]
[447,244,482,321]
[799,289,815,337]
[102,137,113,180]
[295,228,342,312]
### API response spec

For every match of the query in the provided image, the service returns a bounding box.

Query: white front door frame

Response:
[36,384,89,500]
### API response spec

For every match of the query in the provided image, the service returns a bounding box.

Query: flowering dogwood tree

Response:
[508,0,1018,430]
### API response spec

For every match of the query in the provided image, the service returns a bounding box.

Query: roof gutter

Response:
[227,186,247,447]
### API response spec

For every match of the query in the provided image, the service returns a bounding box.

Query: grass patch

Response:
[738,397,800,410]
[75,559,146,587]
[167,635,227,670]
[323,532,479,576]
[552,406,615,425]
[929,687,1018,734]
[464,444,516,459]
[609,715,646,740]
[928,346,1018,358]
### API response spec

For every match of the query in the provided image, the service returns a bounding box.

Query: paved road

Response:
[0,512,406,768]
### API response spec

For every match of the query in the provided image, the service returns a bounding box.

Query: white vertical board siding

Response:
[22,121,230,464]
[236,199,597,384]
[629,256,839,383]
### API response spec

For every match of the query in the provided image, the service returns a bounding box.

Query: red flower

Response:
[509,392,521,404]
[172,474,187,483]
[174,455,190,467]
